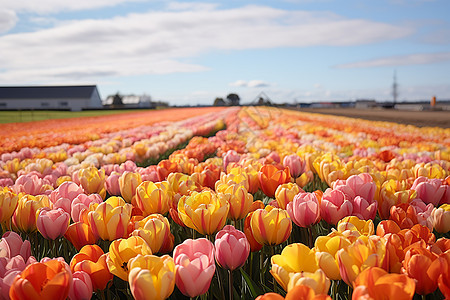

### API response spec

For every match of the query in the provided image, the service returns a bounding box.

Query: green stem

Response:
[270,246,277,293]
[228,270,233,300]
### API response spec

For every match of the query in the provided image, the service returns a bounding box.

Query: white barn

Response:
[0,85,103,111]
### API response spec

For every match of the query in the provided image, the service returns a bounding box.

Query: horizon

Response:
[1,0,449,106]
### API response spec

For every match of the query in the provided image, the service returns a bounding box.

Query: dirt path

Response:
[298,108,450,128]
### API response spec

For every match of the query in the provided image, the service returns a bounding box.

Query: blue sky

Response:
[0,0,449,105]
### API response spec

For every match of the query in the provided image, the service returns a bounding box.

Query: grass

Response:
[0,109,155,124]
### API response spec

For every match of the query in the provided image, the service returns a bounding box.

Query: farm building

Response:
[0,85,103,111]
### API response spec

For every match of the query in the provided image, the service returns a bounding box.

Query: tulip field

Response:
[0,106,449,300]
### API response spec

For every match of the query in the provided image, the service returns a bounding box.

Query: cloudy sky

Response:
[1,0,449,105]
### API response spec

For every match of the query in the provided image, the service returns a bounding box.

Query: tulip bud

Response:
[214,225,250,271]
[37,208,70,240]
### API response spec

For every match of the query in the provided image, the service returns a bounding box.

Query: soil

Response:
[297,108,450,129]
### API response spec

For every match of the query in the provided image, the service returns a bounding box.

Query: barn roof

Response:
[0,85,98,99]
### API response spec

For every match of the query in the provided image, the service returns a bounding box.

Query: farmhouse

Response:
[0,85,103,111]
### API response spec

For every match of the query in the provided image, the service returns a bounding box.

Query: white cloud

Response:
[0,5,412,83]
[335,52,450,68]
[0,0,145,14]
[0,9,18,33]
[230,80,270,88]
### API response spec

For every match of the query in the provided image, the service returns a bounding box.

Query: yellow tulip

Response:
[271,243,318,291]
[131,214,171,254]
[336,235,386,287]
[177,190,229,235]
[335,216,374,242]
[314,235,351,280]
[12,195,50,233]
[135,181,171,216]
[275,183,302,210]
[287,269,330,295]
[250,206,292,246]
[0,189,19,223]
[218,184,253,221]
[88,196,132,241]
[128,254,175,300]
[76,166,106,199]
[119,171,142,204]
[107,236,153,281]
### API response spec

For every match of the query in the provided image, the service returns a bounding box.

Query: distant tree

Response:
[226,93,240,106]
[213,97,226,106]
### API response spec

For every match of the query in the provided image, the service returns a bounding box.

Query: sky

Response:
[0,0,449,106]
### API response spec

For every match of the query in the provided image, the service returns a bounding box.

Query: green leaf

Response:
[239,268,264,298]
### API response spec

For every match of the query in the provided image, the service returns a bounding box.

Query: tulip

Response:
[0,255,37,300]
[411,176,446,206]
[119,171,142,204]
[223,150,241,172]
[332,173,376,203]
[286,192,320,228]
[258,164,291,198]
[12,195,50,233]
[312,154,345,187]
[131,214,171,254]
[70,245,112,291]
[74,167,106,199]
[255,293,284,300]
[283,154,305,178]
[218,184,253,221]
[376,220,401,237]
[13,174,53,196]
[314,235,351,280]
[250,206,292,246]
[275,183,303,210]
[69,271,93,300]
[128,254,175,300]
[337,235,386,287]
[0,190,18,224]
[173,238,215,297]
[88,196,132,241]
[287,269,330,295]
[353,267,415,300]
[320,189,353,225]
[157,160,183,181]
[389,202,419,230]
[36,208,70,240]
[9,259,72,300]
[0,231,31,261]
[49,181,84,214]
[336,216,374,239]
[70,193,103,223]
[431,204,450,233]
[214,225,250,271]
[177,190,229,235]
[216,171,250,193]
[64,222,97,251]
[135,181,171,216]
[379,179,416,220]
[107,236,152,281]
[401,246,443,295]
[285,285,332,300]
[271,243,319,291]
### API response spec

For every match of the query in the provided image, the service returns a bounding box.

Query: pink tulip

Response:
[283,154,305,178]
[70,193,103,222]
[36,208,70,240]
[173,238,215,297]
[0,255,36,300]
[13,174,52,195]
[351,196,378,220]
[49,182,84,214]
[333,173,376,202]
[0,179,13,187]
[137,166,160,182]
[223,150,241,172]
[409,198,434,230]
[69,271,93,300]
[411,176,447,206]
[286,192,320,227]
[105,172,121,196]
[0,232,31,260]
[320,189,353,225]
[214,225,250,271]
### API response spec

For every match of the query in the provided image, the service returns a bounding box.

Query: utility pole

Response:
[392,70,398,105]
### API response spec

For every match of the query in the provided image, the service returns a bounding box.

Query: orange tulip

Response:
[65,221,98,251]
[9,259,72,300]
[353,267,415,300]
[401,246,443,295]
[243,211,263,252]
[135,181,171,216]
[285,285,332,300]
[74,166,106,199]
[70,244,113,291]
[258,164,291,198]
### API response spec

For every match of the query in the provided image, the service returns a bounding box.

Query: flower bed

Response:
[0,106,449,300]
